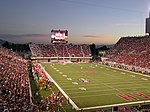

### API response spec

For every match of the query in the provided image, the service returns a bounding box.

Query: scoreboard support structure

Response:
[146,11,150,36]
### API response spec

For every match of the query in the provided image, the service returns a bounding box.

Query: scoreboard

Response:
[51,30,68,44]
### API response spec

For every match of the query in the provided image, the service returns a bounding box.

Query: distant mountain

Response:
[106,44,114,48]
[95,44,114,49]
[0,39,7,45]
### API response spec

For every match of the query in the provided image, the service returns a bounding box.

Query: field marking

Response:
[141,78,148,80]
[71,90,150,98]
[40,64,80,110]
[68,89,117,94]
[79,87,86,91]
[42,63,150,110]
[89,78,149,83]
[62,75,67,77]
[103,83,150,88]
[59,80,150,88]
[67,78,72,80]
[100,64,150,78]
[121,72,126,74]
[130,75,135,77]
[72,82,78,85]
[80,100,150,111]
[117,94,138,101]
[88,79,149,83]
[60,81,150,89]
[103,83,123,94]
[113,70,117,72]
[64,85,150,91]
[71,92,117,98]
[106,68,110,70]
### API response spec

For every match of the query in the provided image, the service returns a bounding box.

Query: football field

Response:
[42,63,150,110]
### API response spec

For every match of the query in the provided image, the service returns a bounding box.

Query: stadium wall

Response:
[31,56,91,63]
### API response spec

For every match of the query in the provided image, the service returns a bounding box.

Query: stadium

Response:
[1,5,150,112]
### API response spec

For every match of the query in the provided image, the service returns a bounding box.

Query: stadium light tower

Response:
[146,10,150,36]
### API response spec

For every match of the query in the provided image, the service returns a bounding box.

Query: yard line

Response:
[103,83,123,94]
[71,92,117,98]
[102,80,149,85]
[40,64,80,110]
[92,78,148,83]
[61,83,150,90]
[105,83,150,88]
[42,63,150,110]
[67,78,72,80]
[141,78,148,80]
[130,75,135,77]
[100,64,150,78]
[72,82,78,85]
[71,89,150,99]
[68,88,150,95]
[68,89,115,94]
[62,75,67,77]
[60,80,150,88]
[63,85,150,91]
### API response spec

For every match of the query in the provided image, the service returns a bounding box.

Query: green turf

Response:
[29,70,76,112]
[42,63,150,109]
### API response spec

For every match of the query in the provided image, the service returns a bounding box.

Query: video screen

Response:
[51,30,68,44]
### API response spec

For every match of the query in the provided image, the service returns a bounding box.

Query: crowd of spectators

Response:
[32,63,66,112]
[104,36,150,74]
[29,43,91,57]
[29,44,57,57]
[0,48,66,112]
[0,44,149,111]
[54,44,69,57]
[67,44,83,57]
[82,44,92,57]
[0,47,35,111]
[117,105,150,112]
[32,63,49,80]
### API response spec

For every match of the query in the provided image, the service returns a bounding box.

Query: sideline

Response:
[39,64,80,111]
[39,63,150,111]
[28,70,33,104]
[100,64,150,78]
[81,100,150,110]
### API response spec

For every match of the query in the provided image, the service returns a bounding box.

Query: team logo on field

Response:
[79,78,90,83]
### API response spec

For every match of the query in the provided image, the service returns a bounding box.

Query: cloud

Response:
[0,34,117,44]
[0,34,49,38]
[0,34,50,44]
[80,35,113,38]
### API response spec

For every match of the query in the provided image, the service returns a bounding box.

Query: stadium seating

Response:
[54,44,69,57]
[29,43,91,57]
[0,47,35,111]
[104,36,150,74]
[82,44,91,57]
[1,45,150,111]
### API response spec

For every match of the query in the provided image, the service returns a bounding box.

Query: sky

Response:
[0,0,150,45]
